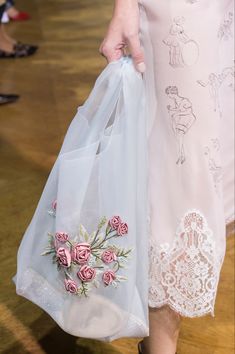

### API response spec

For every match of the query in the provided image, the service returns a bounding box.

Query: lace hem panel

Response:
[148,209,225,317]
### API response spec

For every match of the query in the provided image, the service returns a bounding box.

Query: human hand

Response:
[99,0,145,73]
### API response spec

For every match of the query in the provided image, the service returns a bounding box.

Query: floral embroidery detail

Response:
[41,214,133,297]
[148,209,223,317]
[55,232,69,243]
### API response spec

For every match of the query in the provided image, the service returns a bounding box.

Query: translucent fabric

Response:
[12,56,149,341]
[138,0,234,317]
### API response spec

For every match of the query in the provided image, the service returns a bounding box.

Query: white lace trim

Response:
[148,209,224,317]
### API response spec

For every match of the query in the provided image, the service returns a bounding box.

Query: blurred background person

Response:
[5,0,30,21]
[0,0,37,57]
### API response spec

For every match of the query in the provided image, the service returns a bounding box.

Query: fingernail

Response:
[137,62,146,73]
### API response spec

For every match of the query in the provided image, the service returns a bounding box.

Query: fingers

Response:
[99,39,124,63]
[99,34,146,74]
[126,34,146,73]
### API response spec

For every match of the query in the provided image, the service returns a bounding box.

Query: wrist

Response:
[113,0,138,20]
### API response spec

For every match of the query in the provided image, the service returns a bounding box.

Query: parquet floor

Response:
[0,0,234,353]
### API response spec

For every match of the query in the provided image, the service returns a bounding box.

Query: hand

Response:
[99,0,145,73]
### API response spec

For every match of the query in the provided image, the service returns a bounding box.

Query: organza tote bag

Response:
[12,56,150,341]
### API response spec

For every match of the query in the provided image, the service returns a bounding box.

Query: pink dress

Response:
[139,0,234,317]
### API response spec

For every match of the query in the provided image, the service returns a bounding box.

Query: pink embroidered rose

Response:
[72,243,91,265]
[55,232,69,243]
[52,199,57,211]
[77,265,96,282]
[64,279,78,293]
[56,247,71,267]
[108,216,122,230]
[101,249,117,264]
[102,270,116,286]
[117,222,128,236]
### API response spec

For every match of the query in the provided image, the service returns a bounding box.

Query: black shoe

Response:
[138,340,143,354]
[137,340,177,354]
[0,94,20,105]
[0,43,38,58]
[15,42,38,53]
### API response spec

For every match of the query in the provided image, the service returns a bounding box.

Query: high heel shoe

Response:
[137,339,178,354]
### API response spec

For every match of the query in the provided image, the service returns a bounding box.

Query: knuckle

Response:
[132,51,144,61]
[100,43,112,56]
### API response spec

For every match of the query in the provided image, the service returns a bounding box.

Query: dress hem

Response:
[148,300,215,318]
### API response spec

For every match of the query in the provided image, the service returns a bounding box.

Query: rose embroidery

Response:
[52,200,57,211]
[102,270,116,286]
[56,247,71,268]
[117,222,128,236]
[41,214,133,297]
[101,249,117,264]
[108,216,122,230]
[77,265,96,282]
[64,279,78,293]
[72,243,91,265]
[55,232,69,243]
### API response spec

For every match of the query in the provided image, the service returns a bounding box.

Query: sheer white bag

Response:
[12,56,150,341]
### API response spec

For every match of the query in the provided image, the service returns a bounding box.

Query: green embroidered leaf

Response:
[116,247,133,257]
[98,216,107,229]
[40,249,55,256]
[79,224,85,237]
[116,275,128,282]
[89,230,96,243]
[84,231,90,242]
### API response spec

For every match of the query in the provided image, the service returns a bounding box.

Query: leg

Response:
[142,305,181,354]
[0,2,14,52]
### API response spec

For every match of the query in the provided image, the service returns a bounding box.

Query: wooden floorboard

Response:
[0,0,234,353]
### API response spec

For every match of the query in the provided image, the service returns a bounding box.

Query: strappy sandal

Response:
[0,43,38,58]
[137,339,178,354]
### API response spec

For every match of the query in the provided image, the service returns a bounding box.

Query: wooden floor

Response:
[0,0,234,353]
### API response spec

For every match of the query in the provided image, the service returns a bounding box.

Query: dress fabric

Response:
[139,0,234,317]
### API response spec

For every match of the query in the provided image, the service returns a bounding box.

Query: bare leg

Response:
[0,24,14,52]
[1,23,17,45]
[142,305,181,354]
[7,5,19,18]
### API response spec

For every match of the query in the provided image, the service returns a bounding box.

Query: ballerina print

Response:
[204,138,222,198]
[163,16,199,68]
[218,12,234,41]
[197,64,235,117]
[165,86,196,165]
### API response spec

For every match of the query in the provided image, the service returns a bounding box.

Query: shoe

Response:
[137,339,178,354]
[0,43,38,58]
[9,11,30,21]
[138,340,144,354]
[0,94,19,105]
[15,42,38,53]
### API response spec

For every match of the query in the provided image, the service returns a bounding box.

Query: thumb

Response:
[127,34,146,73]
